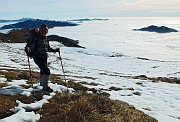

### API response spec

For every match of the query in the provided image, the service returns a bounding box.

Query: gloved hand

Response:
[53,48,60,53]
[26,47,31,52]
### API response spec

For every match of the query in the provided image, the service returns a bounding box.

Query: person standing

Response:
[26,24,59,92]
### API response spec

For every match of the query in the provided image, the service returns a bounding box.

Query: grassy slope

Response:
[0,69,157,122]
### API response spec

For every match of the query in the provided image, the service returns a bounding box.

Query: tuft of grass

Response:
[67,80,89,91]
[109,86,122,91]
[50,74,64,85]
[0,95,16,119]
[79,81,100,86]
[38,91,157,122]
[72,75,97,80]
[0,69,28,81]
[133,75,180,84]
[0,69,40,85]
[0,94,38,119]
[0,83,7,88]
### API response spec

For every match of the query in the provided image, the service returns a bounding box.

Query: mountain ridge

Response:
[0,19,78,30]
[133,25,179,33]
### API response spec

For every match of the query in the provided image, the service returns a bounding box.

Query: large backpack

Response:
[24,28,39,57]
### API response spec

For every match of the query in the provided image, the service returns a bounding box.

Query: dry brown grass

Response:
[38,91,157,122]
[0,83,7,88]
[0,28,29,43]
[133,75,180,84]
[78,81,100,86]
[0,94,38,119]
[109,86,123,91]
[0,68,39,85]
[99,72,180,84]
[0,92,50,119]
[0,94,16,119]
[0,69,157,122]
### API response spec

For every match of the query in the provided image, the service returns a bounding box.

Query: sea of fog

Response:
[47,17,180,78]
[49,17,180,62]
[0,17,180,122]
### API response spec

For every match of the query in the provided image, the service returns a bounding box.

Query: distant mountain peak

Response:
[133,25,179,33]
[0,18,78,30]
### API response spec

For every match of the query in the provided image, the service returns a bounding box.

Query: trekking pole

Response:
[27,50,35,98]
[58,48,68,92]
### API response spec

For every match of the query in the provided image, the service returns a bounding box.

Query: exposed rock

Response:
[0,28,85,48]
[133,91,141,96]
[133,25,179,33]
[0,28,29,43]
[47,35,85,48]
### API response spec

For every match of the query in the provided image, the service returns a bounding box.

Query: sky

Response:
[0,0,180,20]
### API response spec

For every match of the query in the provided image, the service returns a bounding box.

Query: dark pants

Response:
[33,55,50,75]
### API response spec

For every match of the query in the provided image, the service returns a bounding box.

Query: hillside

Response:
[0,28,84,48]
[0,69,157,122]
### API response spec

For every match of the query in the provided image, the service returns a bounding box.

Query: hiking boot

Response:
[43,87,53,92]
[42,75,49,88]
[40,75,44,86]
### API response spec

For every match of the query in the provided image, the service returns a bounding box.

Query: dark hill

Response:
[133,25,179,33]
[0,28,84,48]
[47,35,84,48]
[0,19,78,30]
[0,28,29,43]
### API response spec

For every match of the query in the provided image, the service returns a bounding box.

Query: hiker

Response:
[26,24,59,92]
